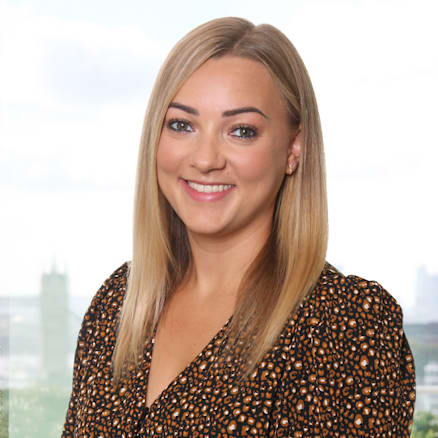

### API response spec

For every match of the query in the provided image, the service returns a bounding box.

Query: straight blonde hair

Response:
[113,17,328,383]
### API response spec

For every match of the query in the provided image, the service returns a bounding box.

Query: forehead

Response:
[171,55,287,114]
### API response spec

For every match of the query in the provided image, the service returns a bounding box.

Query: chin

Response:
[185,223,229,238]
[181,213,235,237]
[177,208,234,236]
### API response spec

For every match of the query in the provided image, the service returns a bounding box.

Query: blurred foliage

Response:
[0,389,8,438]
[409,339,438,384]
[8,385,70,438]
[412,410,438,438]
[404,323,438,384]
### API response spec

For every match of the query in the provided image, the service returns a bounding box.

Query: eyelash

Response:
[166,118,258,141]
[230,125,258,140]
[167,118,193,133]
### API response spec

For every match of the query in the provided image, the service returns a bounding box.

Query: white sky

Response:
[1,0,437,312]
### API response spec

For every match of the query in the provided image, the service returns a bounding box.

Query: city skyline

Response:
[4,262,438,324]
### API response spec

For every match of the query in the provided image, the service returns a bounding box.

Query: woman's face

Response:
[157,55,300,240]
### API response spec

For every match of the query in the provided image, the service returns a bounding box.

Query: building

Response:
[40,263,70,384]
[4,265,84,389]
[405,265,438,323]
[416,362,438,417]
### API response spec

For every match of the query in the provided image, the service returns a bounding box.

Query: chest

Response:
[72,290,307,437]
[73,321,299,437]
[145,309,233,409]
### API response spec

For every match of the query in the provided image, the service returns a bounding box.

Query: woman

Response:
[62,17,416,437]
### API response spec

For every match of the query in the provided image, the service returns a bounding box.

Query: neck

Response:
[183,218,272,301]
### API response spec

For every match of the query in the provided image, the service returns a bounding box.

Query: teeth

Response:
[187,181,233,193]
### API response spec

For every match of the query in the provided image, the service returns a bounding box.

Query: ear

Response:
[285,126,302,175]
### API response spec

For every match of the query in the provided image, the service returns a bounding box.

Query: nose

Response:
[190,131,226,173]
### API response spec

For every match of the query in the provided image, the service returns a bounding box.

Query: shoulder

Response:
[79,262,130,337]
[280,263,416,435]
[302,262,404,328]
[283,261,410,377]
[88,262,130,312]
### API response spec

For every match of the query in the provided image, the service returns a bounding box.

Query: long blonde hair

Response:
[113,17,328,383]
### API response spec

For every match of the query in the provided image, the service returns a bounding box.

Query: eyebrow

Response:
[168,102,199,115]
[223,106,268,119]
[168,102,268,119]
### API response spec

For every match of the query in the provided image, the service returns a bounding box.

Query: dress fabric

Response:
[61,262,416,437]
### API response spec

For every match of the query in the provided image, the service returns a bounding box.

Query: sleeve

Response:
[294,276,416,437]
[60,263,128,437]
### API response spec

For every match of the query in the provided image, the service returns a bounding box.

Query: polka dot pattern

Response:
[61,262,416,437]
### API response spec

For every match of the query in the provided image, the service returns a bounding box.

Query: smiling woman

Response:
[156,56,299,239]
[62,17,416,437]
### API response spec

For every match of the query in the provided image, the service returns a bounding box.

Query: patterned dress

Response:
[61,262,416,437]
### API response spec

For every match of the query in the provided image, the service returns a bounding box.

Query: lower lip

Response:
[181,180,235,202]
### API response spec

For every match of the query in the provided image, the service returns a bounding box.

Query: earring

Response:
[287,164,294,175]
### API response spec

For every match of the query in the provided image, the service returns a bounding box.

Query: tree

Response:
[411,410,438,438]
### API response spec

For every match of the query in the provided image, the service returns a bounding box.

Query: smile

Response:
[186,181,234,193]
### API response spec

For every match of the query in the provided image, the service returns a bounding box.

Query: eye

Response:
[167,119,193,132]
[230,125,257,140]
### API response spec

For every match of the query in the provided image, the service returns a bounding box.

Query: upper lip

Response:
[183,178,235,186]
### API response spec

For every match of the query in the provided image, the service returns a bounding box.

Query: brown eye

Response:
[168,119,193,132]
[231,126,257,139]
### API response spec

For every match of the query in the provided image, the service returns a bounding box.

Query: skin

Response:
[147,55,301,408]
[157,55,300,293]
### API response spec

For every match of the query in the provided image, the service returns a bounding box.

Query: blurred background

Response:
[1,0,437,436]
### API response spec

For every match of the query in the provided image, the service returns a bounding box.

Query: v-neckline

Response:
[143,315,233,412]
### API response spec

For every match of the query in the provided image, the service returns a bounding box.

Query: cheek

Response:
[233,145,286,186]
[156,138,184,175]
[156,139,184,203]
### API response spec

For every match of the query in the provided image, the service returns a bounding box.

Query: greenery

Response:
[404,323,438,384]
[412,411,438,438]
[8,385,70,438]
[0,389,8,438]
[409,339,438,384]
